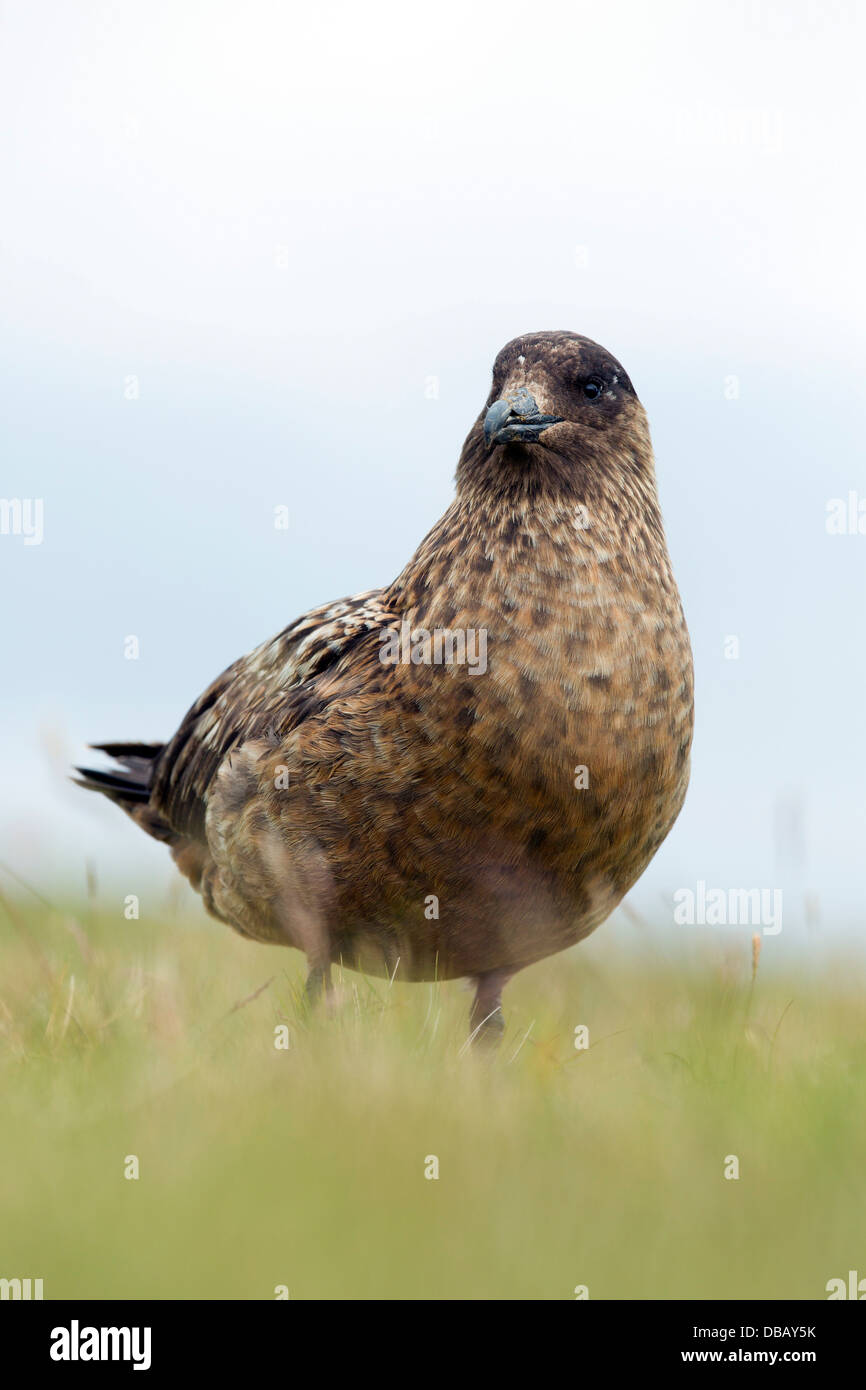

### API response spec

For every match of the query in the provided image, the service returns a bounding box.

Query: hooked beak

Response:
[483,387,563,448]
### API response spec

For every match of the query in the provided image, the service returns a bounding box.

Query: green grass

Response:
[0,887,864,1300]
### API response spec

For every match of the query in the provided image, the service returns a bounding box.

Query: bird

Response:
[76,331,694,1042]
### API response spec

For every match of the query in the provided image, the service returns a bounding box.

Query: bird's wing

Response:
[151,589,397,840]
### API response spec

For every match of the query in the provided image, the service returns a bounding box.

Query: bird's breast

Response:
[402,541,693,875]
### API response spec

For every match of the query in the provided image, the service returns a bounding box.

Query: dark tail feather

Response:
[74,741,175,844]
[88,741,165,777]
[73,765,151,801]
[74,741,162,803]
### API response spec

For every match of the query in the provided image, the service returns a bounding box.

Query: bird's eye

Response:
[583,378,603,400]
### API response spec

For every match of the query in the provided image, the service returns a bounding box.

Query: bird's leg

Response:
[469,970,510,1047]
[304,961,332,1006]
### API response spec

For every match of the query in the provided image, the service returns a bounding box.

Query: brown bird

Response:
[76,332,694,1041]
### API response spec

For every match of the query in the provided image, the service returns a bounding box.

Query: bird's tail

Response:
[73,741,175,844]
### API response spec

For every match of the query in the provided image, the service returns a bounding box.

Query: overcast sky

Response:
[1,0,863,948]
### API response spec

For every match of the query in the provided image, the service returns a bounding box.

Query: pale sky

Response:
[1,0,863,945]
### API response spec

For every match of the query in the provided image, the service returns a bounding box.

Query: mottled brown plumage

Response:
[77,331,694,1040]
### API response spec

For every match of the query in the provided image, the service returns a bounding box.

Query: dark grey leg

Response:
[304,962,332,1005]
[469,970,510,1045]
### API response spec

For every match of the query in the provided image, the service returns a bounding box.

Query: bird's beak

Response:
[483,388,563,448]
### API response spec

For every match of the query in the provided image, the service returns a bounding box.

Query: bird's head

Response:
[457,332,654,505]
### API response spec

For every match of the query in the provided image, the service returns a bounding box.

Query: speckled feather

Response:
[78,332,694,1003]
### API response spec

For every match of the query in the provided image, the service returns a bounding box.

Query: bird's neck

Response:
[393,464,676,625]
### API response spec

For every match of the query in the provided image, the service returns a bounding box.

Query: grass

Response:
[0,884,864,1300]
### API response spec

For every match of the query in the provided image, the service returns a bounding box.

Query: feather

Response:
[75,331,694,1042]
